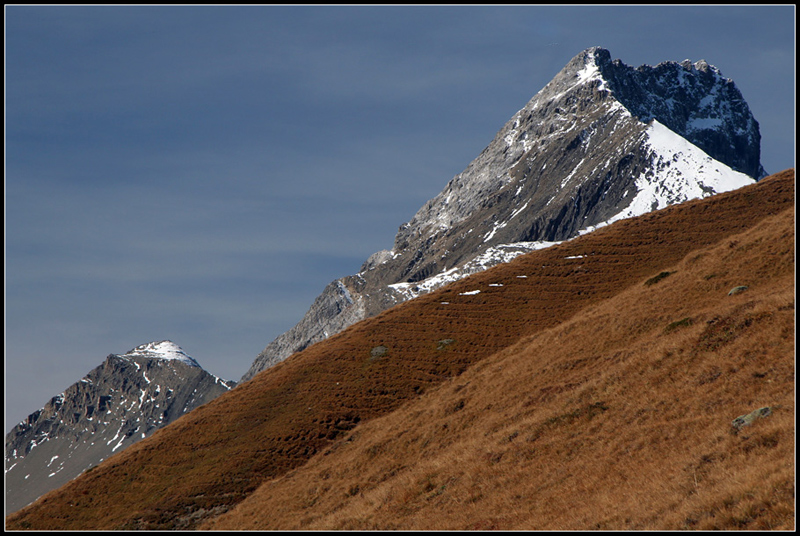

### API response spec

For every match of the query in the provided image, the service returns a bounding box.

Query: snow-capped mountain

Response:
[5,341,235,514]
[123,340,202,368]
[242,47,763,381]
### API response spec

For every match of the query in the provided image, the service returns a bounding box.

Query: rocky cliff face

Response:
[593,49,766,180]
[5,341,234,513]
[242,47,762,381]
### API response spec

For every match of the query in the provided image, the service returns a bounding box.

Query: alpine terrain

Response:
[5,341,235,513]
[5,46,779,527]
[242,46,764,381]
[6,169,793,530]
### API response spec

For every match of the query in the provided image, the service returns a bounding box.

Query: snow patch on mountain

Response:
[643,119,754,198]
[119,340,200,368]
[387,114,753,305]
[575,50,608,91]
[388,240,561,301]
[578,120,755,236]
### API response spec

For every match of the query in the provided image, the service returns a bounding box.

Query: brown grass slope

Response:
[205,175,795,530]
[6,169,794,530]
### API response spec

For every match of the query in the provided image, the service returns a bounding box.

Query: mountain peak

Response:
[243,47,764,383]
[562,46,612,79]
[5,340,233,513]
[579,45,611,63]
[119,340,200,368]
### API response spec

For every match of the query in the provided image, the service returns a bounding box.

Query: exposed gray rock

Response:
[728,285,749,296]
[369,346,389,359]
[5,341,234,514]
[436,339,455,351]
[241,47,763,383]
[246,280,367,375]
[731,406,772,430]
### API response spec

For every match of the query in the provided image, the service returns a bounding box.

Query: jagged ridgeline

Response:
[243,46,763,381]
[5,341,234,513]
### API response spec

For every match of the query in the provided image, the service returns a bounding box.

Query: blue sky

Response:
[5,5,795,431]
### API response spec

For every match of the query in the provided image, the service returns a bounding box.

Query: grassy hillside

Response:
[6,169,794,530]
[206,176,795,530]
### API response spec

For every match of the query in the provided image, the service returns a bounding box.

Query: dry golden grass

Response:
[205,202,795,531]
[6,169,794,530]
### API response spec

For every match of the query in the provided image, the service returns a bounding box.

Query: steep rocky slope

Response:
[6,169,792,530]
[5,341,234,513]
[243,46,762,381]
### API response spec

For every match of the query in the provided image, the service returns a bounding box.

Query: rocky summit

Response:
[5,341,234,513]
[242,46,763,381]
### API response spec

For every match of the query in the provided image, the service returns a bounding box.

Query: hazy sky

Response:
[5,5,795,431]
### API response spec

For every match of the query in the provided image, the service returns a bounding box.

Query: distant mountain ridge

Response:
[5,341,234,513]
[242,46,762,381]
